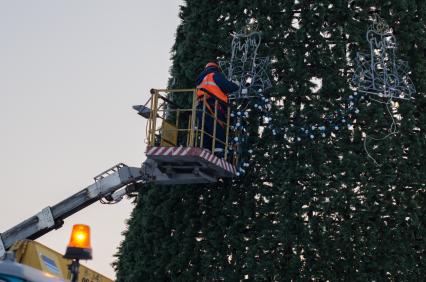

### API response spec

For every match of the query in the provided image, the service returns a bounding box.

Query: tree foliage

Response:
[115,1,425,280]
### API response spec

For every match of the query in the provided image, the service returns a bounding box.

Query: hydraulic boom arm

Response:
[0,155,223,257]
[0,164,142,257]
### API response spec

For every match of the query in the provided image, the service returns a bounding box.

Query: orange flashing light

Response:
[67,224,91,249]
[64,224,92,260]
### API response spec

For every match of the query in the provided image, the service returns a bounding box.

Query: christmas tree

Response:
[115,1,425,280]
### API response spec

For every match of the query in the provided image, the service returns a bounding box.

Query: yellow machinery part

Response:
[160,120,178,147]
[10,240,113,282]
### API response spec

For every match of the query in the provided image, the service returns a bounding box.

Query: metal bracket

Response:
[88,164,142,200]
[93,163,126,182]
[88,163,127,199]
[193,168,216,183]
[0,236,5,258]
[36,207,55,230]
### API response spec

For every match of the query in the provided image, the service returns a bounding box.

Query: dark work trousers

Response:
[196,97,227,152]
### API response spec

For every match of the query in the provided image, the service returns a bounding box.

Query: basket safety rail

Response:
[147,88,237,164]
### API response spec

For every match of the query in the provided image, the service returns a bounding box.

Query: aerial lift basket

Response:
[143,88,238,179]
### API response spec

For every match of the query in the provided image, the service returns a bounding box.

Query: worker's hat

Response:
[205,62,219,69]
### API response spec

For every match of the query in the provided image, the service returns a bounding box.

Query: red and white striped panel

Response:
[146,146,236,175]
[146,146,193,157]
[198,149,237,174]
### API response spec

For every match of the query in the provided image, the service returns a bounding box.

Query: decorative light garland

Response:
[221,25,364,174]
[221,16,416,174]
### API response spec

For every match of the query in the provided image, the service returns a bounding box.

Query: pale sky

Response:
[0,0,182,279]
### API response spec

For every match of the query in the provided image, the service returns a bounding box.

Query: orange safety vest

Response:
[196,73,228,103]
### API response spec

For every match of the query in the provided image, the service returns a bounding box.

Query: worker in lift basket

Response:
[195,62,239,155]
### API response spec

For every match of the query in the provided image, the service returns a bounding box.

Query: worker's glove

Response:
[232,80,240,87]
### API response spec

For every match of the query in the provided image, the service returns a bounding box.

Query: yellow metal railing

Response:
[146,88,234,162]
